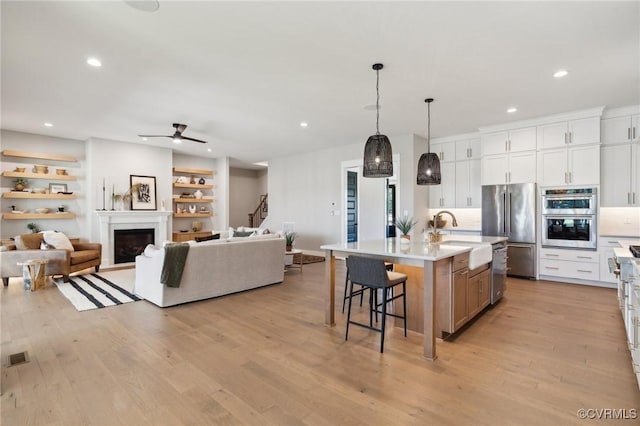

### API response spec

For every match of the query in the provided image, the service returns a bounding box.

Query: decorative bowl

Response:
[34,165,49,174]
[31,187,46,194]
[14,167,25,172]
[35,208,49,214]
[56,168,67,175]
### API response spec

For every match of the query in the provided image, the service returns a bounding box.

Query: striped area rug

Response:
[55,269,140,311]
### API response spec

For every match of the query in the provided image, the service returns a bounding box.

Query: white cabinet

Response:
[537,117,600,149]
[601,144,640,206]
[537,145,600,187]
[455,138,481,161]
[481,126,536,156]
[455,159,481,207]
[539,248,600,282]
[482,151,536,185]
[599,238,639,284]
[430,141,456,163]
[601,114,640,145]
[429,162,455,208]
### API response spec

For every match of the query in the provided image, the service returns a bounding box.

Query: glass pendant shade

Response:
[416,97,441,185]
[363,134,393,177]
[363,63,393,178]
[416,152,441,185]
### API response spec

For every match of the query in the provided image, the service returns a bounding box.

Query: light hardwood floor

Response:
[1,261,639,425]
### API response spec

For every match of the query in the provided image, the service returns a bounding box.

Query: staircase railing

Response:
[248,194,268,228]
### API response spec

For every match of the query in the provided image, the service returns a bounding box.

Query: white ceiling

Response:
[2,1,639,168]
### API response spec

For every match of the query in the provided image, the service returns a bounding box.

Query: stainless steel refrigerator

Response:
[482,183,536,278]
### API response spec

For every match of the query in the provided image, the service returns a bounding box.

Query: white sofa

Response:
[134,235,285,307]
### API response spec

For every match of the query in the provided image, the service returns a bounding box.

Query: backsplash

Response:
[426,208,481,231]
[600,207,640,237]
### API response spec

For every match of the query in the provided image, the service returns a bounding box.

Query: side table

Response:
[285,249,303,272]
[17,259,49,291]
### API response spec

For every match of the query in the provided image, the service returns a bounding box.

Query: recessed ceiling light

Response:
[300,122,308,128]
[553,69,568,78]
[141,136,147,141]
[87,57,102,67]
[207,148,212,152]
[43,122,53,127]
[173,138,182,144]
[124,0,160,12]
[507,107,517,113]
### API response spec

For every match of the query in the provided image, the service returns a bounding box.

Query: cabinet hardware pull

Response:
[508,172,511,182]
[508,139,511,151]
[469,148,472,158]
[577,256,592,259]
[634,192,637,204]
[635,317,639,349]
[577,270,592,273]
[565,132,568,144]
[629,127,632,140]
[569,132,573,144]
[633,127,636,139]
[545,266,559,270]
[564,172,568,184]
[629,193,632,204]
[545,253,559,257]
[569,172,572,183]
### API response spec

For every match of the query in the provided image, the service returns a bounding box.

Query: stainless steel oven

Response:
[541,188,597,250]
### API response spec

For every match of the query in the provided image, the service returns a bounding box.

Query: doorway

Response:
[386,182,396,237]
[346,171,358,242]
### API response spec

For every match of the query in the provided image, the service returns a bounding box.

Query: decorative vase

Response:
[191,221,202,232]
[286,245,293,252]
[189,205,196,214]
[194,189,203,199]
[400,235,411,245]
[14,184,24,191]
[198,177,206,185]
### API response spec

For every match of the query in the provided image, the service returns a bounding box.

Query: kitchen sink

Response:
[439,241,493,270]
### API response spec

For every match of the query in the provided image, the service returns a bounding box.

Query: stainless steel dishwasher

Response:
[491,242,507,304]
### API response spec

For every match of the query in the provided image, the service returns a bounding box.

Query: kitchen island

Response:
[321,235,506,360]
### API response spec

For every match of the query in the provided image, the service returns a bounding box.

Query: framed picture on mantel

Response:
[130,175,157,211]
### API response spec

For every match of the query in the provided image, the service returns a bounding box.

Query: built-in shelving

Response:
[2,150,77,163]
[2,171,76,181]
[2,192,76,200]
[3,212,76,220]
[173,183,214,189]
[173,197,213,203]
[172,167,214,176]
[173,212,213,218]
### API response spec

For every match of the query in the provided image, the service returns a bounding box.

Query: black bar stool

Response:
[345,256,407,353]
[342,261,393,313]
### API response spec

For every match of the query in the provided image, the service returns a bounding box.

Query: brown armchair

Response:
[1,236,101,286]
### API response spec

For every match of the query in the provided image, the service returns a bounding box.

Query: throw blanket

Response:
[160,243,190,288]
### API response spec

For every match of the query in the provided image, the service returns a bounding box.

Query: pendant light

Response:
[416,98,441,185]
[363,63,393,178]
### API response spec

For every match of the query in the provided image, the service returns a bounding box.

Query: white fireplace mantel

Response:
[95,210,171,266]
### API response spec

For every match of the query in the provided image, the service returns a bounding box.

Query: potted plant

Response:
[27,222,41,233]
[13,178,28,191]
[394,216,418,244]
[285,232,296,251]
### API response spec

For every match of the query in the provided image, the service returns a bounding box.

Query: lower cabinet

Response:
[438,252,491,337]
[539,248,600,282]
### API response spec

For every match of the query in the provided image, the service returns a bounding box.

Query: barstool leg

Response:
[345,280,355,340]
[342,272,349,313]
[380,287,387,353]
[402,282,407,337]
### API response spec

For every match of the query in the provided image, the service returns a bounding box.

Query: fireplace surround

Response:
[95,211,171,266]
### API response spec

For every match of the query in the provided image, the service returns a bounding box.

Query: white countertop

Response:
[320,235,506,262]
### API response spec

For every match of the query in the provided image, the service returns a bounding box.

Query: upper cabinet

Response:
[481,127,536,156]
[455,138,481,161]
[601,144,640,206]
[601,113,640,145]
[537,116,600,149]
[537,145,600,187]
[429,162,456,208]
[430,141,456,163]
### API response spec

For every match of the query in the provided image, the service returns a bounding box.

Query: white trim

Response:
[479,106,605,133]
[601,104,640,119]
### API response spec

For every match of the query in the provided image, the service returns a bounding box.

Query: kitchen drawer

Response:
[452,252,470,272]
[540,248,598,263]
[540,259,600,280]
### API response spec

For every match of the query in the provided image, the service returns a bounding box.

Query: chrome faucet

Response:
[432,210,459,231]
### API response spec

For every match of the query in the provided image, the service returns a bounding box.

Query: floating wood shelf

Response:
[2,171,76,181]
[2,192,76,199]
[3,212,76,220]
[2,150,77,163]
[173,212,212,218]
[172,167,214,176]
[172,197,213,203]
[173,183,213,189]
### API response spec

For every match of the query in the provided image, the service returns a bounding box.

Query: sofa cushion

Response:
[40,241,56,250]
[15,233,44,250]
[43,231,74,251]
[70,250,99,265]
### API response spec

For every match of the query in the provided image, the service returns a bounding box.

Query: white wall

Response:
[86,138,173,242]
[0,130,87,239]
[267,133,423,251]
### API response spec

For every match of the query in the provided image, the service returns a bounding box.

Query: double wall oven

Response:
[541,188,597,250]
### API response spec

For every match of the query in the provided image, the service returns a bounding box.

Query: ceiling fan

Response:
[139,123,207,144]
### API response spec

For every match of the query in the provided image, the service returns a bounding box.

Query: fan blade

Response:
[181,136,208,144]
[138,134,171,138]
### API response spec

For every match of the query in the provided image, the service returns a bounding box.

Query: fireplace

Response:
[114,228,155,264]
